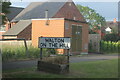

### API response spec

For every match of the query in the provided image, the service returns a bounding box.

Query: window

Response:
[65,23,69,30]
[9,24,11,28]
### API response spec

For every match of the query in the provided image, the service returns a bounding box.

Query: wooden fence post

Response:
[23,39,29,57]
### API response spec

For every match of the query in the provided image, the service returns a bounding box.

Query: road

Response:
[2,54,118,70]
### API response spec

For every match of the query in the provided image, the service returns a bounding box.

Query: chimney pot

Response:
[45,10,48,18]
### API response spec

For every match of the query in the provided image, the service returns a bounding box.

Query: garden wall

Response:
[88,34,101,52]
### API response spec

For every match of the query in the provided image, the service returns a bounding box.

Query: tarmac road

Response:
[2,54,118,70]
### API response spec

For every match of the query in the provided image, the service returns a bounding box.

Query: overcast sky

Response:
[10,0,118,21]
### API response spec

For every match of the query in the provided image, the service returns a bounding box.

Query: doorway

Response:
[71,25,82,52]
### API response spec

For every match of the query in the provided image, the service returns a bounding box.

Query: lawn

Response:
[2,59,118,78]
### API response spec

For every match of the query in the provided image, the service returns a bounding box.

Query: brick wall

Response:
[81,23,89,53]
[18,24,32,40]
[53,2,85,21]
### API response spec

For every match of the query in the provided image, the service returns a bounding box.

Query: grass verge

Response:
[2,59,118,78]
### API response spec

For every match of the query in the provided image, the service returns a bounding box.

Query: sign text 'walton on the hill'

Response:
[39,37,71,49]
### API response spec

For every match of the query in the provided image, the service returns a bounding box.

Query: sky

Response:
[10,0,118,21]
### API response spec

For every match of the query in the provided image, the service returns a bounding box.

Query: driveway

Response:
[2,54,118,70]
[70,54,118,63]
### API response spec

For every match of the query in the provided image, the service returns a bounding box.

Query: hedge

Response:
[100,40,119,53]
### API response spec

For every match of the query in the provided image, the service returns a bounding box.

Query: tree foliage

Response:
[103,33,120,42]
[0,0,11,25]
[76,5,106,33]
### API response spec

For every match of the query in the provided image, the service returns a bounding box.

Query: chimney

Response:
[73,17,76,20]
[45,10,48,18]
[113,18,117,23]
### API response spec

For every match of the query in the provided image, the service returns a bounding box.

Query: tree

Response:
[103,33,120,42]
[76,5,106,34]
[0,0,11,25]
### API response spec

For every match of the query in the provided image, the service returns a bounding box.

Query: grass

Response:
[2,59,118,78]
[1,45,56,61]
[70,59,118,78]
[2,45,39,61]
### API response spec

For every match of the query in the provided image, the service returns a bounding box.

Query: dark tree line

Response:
[0,0,11,25]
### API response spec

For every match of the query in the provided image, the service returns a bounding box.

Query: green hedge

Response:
[100,40,119,53]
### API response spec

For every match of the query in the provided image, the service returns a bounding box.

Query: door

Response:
[71,25,77,52]
[71,25,82,52]
[76,26,82,52]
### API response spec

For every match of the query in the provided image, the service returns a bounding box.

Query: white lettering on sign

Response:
[39,37,71,49]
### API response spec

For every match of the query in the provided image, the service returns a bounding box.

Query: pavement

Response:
[2,54,118,70]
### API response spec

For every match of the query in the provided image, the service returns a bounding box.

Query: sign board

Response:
[39,37,71,49]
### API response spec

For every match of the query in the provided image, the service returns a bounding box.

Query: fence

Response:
[0,40,32,47]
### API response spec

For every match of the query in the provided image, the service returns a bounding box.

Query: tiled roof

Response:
[11,0,68,22]
[3,20,31,36]
[6,6,24,21]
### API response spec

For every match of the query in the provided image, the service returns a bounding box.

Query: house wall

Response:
[53,2,85,22]
[32,19,65,48]
[82,23,89,53]
[17,24,32,40]
[32,19,88,54]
